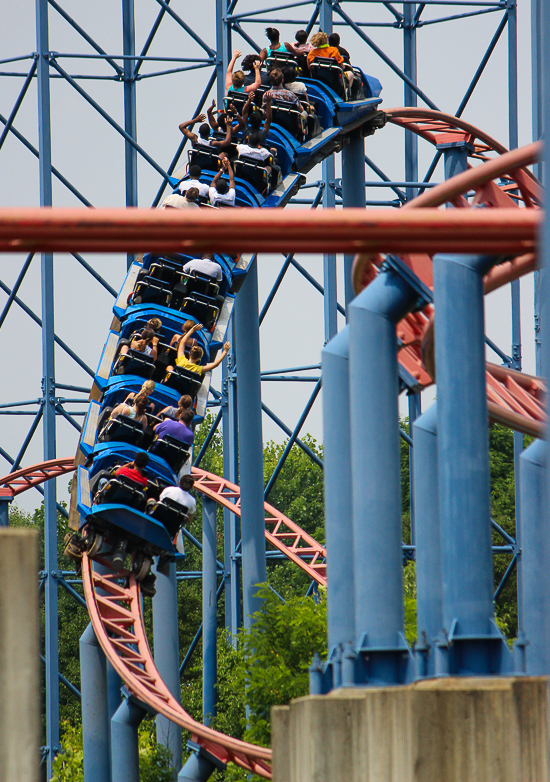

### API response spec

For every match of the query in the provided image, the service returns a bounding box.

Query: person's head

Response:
[202,253,215,261]
[133,393,149,415]
[198,123,211,140]
[328,32,341,47]
[269,68,284,87]
[189,164,202,179]
[134,451,149,471]
[232,70,245,88]
[249,131,262,148]
[248,112,262,130]
[141,328,155,343]
[265,27,280,44]
[217,112,228,132]
[179,474,195,492]
[295,29,308,44]
[216,179,229,195]
[186,187,199,202]
[177,395,193,411]
[189,345,204,363]
[284,66,297,84]
[311,31,328,48]
[141,380,155,396]
[178,408,195,426]
[147,317,162,332]
[182,320,196,335]
[241,54,258,73]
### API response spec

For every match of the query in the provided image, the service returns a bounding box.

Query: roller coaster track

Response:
[353,112,543,436]
[0,459,328,777]
[80,553,273,776]
[0,457,75,498]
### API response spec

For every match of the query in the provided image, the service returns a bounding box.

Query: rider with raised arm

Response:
[209,158,236,207]
[179,112,232,153]
[165,321,231,378]
[225,49,261,95]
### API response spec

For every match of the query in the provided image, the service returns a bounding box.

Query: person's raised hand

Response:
[232,49,242,59]
[193,323,203,332]
[247,91,255,102]
[196,113,206,122]
[210,99,216,109]
[223,342,231,352]
[265,93,272,104]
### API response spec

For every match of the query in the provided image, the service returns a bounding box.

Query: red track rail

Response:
[0,457,75,498]
[81,554,273,777]
[192,468,326,584]
[352,123,543,436]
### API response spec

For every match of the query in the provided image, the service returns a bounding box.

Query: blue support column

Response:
[320,0,337,342]
[80,623,112,782]
[341,131,365,312]
[222,332,241,638]
[111,695,147,782]
[407,393,421,546]
[437,141,474,183]
[0,491,11,526]
[179,749,217,782]
[411,404,442,678]
[216,0,231,107]
[321,327,354,682]
[403,0,418,202]
[234,258,266,626]
[348,266,418,684]
[36,0,60,774]
[519,439,549,674]
[153,560,182,770]
[122,0,137,270]
[433,254,511,674]
[203,497,217,724]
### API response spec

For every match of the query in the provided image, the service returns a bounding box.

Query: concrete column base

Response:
[272,677,550,782]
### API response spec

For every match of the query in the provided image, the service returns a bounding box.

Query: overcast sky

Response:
[0,0,538,512]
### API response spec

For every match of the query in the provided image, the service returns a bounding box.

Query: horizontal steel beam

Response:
[0,207,537,255]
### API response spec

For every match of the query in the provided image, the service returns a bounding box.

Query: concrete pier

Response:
[0,529,40,782]
[272,677,550,782]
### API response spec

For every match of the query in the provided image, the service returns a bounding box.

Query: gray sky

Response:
[0,0,537,512]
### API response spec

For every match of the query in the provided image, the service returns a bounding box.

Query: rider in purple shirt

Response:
[153,409,194,447]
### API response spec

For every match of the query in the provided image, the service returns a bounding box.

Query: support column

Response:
[411,404,442,678]
[407,393,421,546]
[0,490,11,526]
[215,0,231,107]
[433,254,510,674]
[234,258,266,626]
[80,624,112,782]
[321,327,354,684]
[122,0,137,270]
[111,696,147,782]
[203,497,217,724]
[403,0,418,202]
[179,749,217,782]
[437,141,474,182]
[153,561,182,770]
[341,132,365,312]
[36,1,59,775]
[519,439,549,674]
[320,0,337,341]
[0,529,39,782]
[348,266,418,684]
[222,337,240,638]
